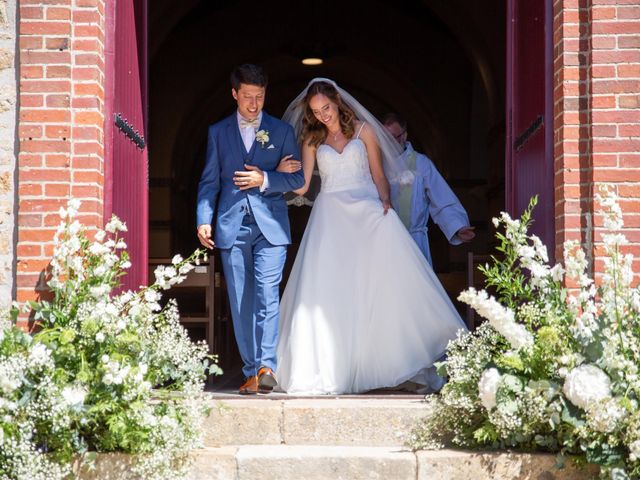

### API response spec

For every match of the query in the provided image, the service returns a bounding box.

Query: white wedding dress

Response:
[277,134,467,395]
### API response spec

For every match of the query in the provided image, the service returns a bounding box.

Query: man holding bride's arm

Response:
[196,64,304,395]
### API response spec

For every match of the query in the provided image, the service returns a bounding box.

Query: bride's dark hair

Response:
[300,81,356,148]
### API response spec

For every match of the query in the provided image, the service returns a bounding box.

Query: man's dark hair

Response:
[382,112,407,130]
[230,64,268,90]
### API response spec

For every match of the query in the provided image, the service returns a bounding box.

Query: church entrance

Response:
[128,0,551,388]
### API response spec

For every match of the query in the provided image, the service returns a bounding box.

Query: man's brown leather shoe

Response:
[239,375,258,395]
[257,367,277,394]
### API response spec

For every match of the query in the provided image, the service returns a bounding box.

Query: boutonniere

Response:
[256,130,270,148]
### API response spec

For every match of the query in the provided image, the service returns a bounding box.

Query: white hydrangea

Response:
[563,364,611,409]
[478,368,502,411]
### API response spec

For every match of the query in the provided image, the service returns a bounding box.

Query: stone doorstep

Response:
[189,447,600,480]
[202,397,434,447]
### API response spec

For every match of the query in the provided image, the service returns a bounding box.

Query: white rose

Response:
[62,386,87,408]
[563,364,611,409]
[478,368,502,411]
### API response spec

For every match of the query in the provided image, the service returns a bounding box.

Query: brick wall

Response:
[17,0,106,323]
[553,0,640,276]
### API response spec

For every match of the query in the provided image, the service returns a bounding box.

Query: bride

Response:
[276,78,467,395]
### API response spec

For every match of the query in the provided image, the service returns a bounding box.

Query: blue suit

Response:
[197,112,304,377]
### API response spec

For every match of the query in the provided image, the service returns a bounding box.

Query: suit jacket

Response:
[196,112,304,248]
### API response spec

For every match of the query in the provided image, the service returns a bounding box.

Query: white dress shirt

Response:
[237,111,269,191]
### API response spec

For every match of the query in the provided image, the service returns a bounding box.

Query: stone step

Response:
[189,446,599,480]
[202,397,432,447]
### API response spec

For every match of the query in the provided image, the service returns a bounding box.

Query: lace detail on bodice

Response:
[317,139,373,193]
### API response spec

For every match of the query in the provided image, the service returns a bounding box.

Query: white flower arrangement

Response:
[0,199,221,479]
[410,187,640,479]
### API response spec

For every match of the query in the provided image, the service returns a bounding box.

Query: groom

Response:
[196,64,304,394]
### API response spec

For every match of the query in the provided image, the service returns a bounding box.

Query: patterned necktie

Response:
[240,117,260,130]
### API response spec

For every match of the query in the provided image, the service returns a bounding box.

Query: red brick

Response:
[45,125,70,138]
[22,50,70,65]
[19,154,43,168]
[72,67,100,81]
[592,79,640,94]
[74,142,102,155]
[20,79,71,93]
[592,124,617,137]
[44,183,70,197]
[592,95,617,108]
[592,50,640,64]
[71,184,101,198]
[45,37,69,51]
[20,168,70,182]
[20,109,70,123]
[71,39,100,52]
[20,94,43,107]
[20,21,71,36]
[73,170,103,184]
[71,97,100,109]
[76,0,100,7]
[75,111,102,125]
[75,53,103,68]
[72,126,100,141]
[19,183,42,195]
[592,153,618,166]
[592,35,617,49]
[596,109,640,121]
[618,6,640,19]
[593,21,640,35]
[44,154,70,168]
[620,154,640,167]
[619,36,640,48]
[21,66,43,79]
[46,7,71,20]
[592,6,616,19]
[18,214,42,227]
[619,184,640,197]
[19,125,42,138]
[21,140,70,154]
[593,65,616,78]
[45,94,70,108]
[18,229,57,243]
[72,10,101,23]
[619,95,640,108]
[74,82,103,96]
[17,244,42,257]
[18,259,53,273]
[20,198,69,213]
[618,64,640,77]
[71,156,102,170]
[46,65,70,78]
[20,6,44,19]
[620,125,640,137]
[20,36,42,50]
[593,138,640,152]
[593,168,640,182]
[74,25,102,38]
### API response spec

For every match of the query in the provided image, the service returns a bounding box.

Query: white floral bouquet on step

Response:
[410,186,640,480]
[0,199,221,480]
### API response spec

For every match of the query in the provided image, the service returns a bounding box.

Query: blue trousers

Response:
[219,214,286,378]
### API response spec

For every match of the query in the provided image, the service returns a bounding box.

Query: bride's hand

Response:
[382,199,392,215]
[276,154,302,173]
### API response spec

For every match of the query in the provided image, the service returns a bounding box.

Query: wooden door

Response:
[105,0,149,290]
[506,0,554,260]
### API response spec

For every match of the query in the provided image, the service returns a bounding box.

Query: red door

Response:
[506,0,554,260]
[105,0,149,290]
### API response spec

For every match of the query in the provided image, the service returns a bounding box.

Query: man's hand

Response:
[234,164,264,190]
[456,226,476,242]
[276,154,302,173]
[197,224,215,249]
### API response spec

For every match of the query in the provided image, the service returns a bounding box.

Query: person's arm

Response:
[422,156,473,244]
[196,126,220,249]
[292,140,317,196]
[360,123,391,214]
[257,125,304,193]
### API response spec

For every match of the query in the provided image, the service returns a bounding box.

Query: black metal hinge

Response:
[514,115,543,152]
[115,113,146,150]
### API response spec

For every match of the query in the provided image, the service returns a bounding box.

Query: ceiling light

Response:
[302,57,323,66]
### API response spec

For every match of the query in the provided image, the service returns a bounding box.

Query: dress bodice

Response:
[316,139,374,193]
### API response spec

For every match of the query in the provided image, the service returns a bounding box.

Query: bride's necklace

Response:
[328,129,342,142]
